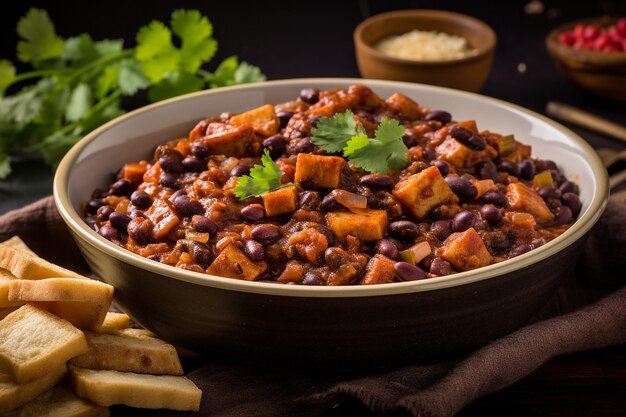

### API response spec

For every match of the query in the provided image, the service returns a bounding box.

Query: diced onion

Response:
[399,241,431,265]
[333,189,368,209]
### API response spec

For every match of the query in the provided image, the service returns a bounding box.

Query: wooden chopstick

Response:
[546,101,626,146]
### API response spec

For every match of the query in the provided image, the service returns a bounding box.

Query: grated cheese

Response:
[374,29,478,61]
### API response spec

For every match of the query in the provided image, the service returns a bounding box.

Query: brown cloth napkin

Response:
[1,197,625,417]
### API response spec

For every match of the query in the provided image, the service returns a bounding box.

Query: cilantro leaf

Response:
[94,39,123,56]
[95,65,120,99]
[62,34,99,65]
[348,117,408,174]
[65,83,93,122]
[205,55,239,88]
[311,110,364,153]
[233,149,287,199]
[38,129,82,167]
[0,153,11,179]
[233,61,266,84]
[118,59,151,95]
[343,133,369,156]
[16,9,65,64]
[171,9,217,73]
[135,21,179,83]
[148,71,204,102]
[0,60,16,95]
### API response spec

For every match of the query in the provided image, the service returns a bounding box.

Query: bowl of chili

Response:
[54,79,608,366]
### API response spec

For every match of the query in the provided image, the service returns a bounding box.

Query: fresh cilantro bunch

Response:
[311,110,408,174]
[0,8,265,179]
[233,149,291,199]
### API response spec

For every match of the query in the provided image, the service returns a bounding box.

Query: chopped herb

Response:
[346,117,408,174]
[233,150,290,199]
[311,109,364,153]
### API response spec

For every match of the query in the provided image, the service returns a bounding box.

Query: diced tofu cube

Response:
[276,261,304,283]
[206,244,267,280]
[263,186,299,217]
[145,199,180,239]
[437,227,493,272]
[385,93,422,120]
[506,182,555,223]
[286,227,328,263]
[326,209,387,242]
[199,122,258,157]
[435,138,485,169]
[229,104,280,137]
[392,166,454,218]
[361,254,396,285]
[503,141,532,162]
[294,153,345,189]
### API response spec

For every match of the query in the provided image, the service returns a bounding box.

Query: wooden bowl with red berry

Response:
[546,16,626,102]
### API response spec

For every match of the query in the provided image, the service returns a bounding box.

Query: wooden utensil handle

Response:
[546,101,626,145]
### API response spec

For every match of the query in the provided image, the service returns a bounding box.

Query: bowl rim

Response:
[353,9,497,66]
[54,77,609,298]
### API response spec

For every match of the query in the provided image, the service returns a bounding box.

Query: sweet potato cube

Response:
[454,120,478,133]
[361,254,396,285]
[263,186,299,217]
[145,199,180,239]
[199,122,258,157]
[286,228,328,263]
[326,209,387,242]
[503,141,532,163]
[385,93,421,120]
[506,182,555,223]
[206,244,267,281]
[294,153,345,189]
[392,166,454,218]
[437,227,493,272]
[435,138,485,169]
[229,104,280,137]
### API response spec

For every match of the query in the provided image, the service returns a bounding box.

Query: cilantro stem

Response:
[64,49,133,86]
[5,68,65,90]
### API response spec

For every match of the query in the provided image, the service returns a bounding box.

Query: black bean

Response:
[509,244,532,258]
[191,215,217,234]
[174,195,204,218]
[431,160,449,176]
[245,240,265,261]
[429,257,452,276]
[388,220,420,239]
[324,247,346,269]
[109,212,131,231]
[302,271,324,285]
[86,199,104,215]
[542,160,558,171]
[230,164,251,177]
[299,87,320,104]
[491,236,512,252]
[448,125,473,142]
[251,224,281,241]
[191,142,210,158]
[182,156,206,172]
[320,195,339,211]
[158,151,184,173]
[241,204,265,222]
[498,160,521,177]
[159,172,179,189]
[98,224,119,240]
[85,215,97,230]
[518,160,535,180]
[429,206,443,220]
[191,242,212,266]
[537,186,560,200]
[314,225,335,247]
[262,134,288,158]
[394,262,426,281]
[308,115,322,127]
[131,190,152,210]
[480,204,502,225]
[453,210,474,232]
[551,170,566,185]
[424,110,452,124]
[476,160,498,182]
[559,181,579,195]
[109,179,133,196]
[375,239,399,259]
[481,190,508,207]
[96,205,115,222]
[561,192,581,216]
[359,174,394,189]
[552,205,573,226]
[276,111,294,129]
[299,191,321,210]
[430,220,452,241]
[422,148,437,161]
[147,254,161,262]
[127,218,153,244]
[168,189,186,204]
[402,133,417,148]
[294,137,315,154]
[445,176,477,200]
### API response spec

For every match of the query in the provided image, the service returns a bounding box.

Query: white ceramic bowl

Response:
[54,79,608,366]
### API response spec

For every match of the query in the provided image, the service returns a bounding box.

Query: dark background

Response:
[1,1,626,416]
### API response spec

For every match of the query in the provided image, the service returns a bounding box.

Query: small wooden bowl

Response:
[546,16,626,102]
[354,10,497,92]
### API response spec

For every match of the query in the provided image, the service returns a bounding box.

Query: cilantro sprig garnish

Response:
[311,110,408,174]
[0,8,266,179]
[233,150,292,199]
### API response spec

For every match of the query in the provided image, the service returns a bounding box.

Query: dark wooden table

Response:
[1,1,625,416]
